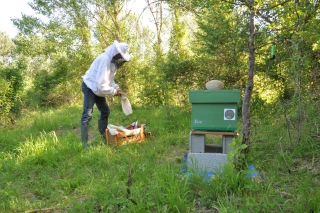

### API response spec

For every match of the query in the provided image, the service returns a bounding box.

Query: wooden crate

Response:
[105,125,146,147]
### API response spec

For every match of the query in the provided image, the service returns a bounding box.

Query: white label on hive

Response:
[194,119,203,124]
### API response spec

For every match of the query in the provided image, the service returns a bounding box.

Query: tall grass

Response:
[0,101,319,212]
[0,103,192,212]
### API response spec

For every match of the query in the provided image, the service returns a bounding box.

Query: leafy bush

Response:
[0,67,24,125]
[30,57,80,107]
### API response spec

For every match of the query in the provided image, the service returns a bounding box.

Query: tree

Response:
[0,33,24,124]
[0,31,15,65]
[241,0,255,151]
[12,0,137,106]
[178,0,320,150]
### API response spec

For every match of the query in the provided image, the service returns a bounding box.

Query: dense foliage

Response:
[0,0,318,122]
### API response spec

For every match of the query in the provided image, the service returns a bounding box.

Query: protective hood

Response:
[104,40,130,62]
[82,40,130,97]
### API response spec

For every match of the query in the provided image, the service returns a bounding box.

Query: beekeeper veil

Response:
[104,40,130,62]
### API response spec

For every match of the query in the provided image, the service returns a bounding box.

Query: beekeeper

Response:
[80,40,130,149]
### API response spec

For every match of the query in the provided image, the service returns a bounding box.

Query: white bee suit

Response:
[82,40,130,97]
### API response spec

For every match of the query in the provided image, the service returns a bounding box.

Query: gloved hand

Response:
[115,88,122,97]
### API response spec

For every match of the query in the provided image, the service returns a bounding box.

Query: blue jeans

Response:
[80,81,110,125]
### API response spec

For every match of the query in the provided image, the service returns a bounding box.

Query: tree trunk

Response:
[241,0,255,151]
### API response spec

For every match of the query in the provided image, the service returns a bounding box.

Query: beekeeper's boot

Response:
[81,124,90,149]
[98,119,108,140]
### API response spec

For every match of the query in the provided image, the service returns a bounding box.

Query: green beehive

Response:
[189,90,241,132]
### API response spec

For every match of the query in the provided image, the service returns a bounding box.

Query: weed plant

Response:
[0,100,319,212]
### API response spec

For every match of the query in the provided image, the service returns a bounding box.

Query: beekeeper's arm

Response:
[111,74,120,90]
[111,81,122,96]
[96,61,118,96]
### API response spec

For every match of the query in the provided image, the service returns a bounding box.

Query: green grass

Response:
[0,101,319,212]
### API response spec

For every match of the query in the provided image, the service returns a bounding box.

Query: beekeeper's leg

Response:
[80,125,89,149]
[96,96,110,139]
[80,82,95,149]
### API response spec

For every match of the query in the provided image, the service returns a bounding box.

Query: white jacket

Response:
[82,40,130,97]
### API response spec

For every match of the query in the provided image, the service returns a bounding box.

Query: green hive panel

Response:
[189,90,241,103]
[189,90,241,132]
